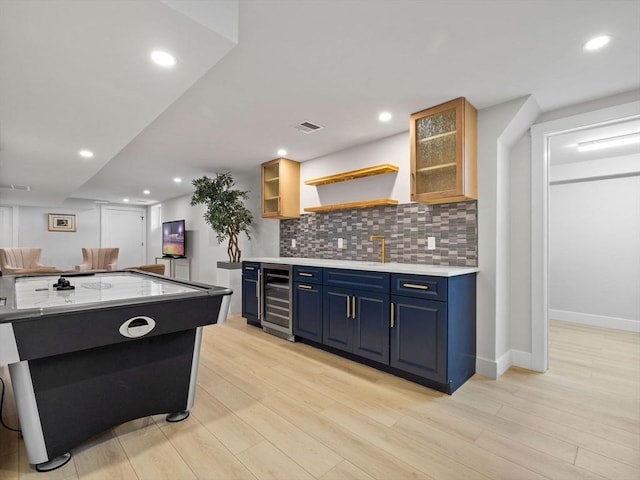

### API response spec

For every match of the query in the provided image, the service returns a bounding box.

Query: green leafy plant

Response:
[190,173,253,263]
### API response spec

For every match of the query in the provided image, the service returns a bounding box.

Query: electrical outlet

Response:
[427,236,436,250]
[337,238,344,249]
[291,239,296,248]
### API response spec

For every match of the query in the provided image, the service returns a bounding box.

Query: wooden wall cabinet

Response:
[261,158,300,219]
[410,97,477,204]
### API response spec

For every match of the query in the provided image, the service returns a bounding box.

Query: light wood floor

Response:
[1,316,639,480]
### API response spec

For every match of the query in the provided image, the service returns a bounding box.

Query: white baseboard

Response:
[549,309,640,333]
[475,356,498,379]
[476,349,534,379]
[510,349,532,370]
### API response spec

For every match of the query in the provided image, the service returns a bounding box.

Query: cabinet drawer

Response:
[324,269,389,293]
[242,262,260,279]
[293,266,323,284]
[391,274,446,301]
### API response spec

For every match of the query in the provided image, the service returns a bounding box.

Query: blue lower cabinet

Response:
[390,295,446,384]
[293,282,323,342]
[322,287,352,351]
[352,291,390,364]
[323,287,390,364]
[242,262,260,327]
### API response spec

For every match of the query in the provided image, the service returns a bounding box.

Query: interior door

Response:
[100,206,146,269]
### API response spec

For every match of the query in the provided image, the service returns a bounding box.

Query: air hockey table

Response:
[0,270,232,472]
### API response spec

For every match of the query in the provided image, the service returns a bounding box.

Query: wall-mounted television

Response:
[162,219,186,258]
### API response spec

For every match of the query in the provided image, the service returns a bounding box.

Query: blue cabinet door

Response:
[242,276,259,326]
[352,291,390,364]
[390,295,447,384]
[323,287,352,352]
[294,282,323,342]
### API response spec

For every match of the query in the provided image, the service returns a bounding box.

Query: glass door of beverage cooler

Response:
[260,264,294,341]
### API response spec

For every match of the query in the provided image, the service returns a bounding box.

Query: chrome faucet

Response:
[370,235,386,264]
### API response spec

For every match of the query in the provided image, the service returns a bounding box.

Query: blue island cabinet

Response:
[241,262,260,327]
[323,269,390,364]
[390,273,476,393]
[293,266,323,342]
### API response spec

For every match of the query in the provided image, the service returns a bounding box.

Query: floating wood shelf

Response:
[304,164,399,186]
[304,198,398,213]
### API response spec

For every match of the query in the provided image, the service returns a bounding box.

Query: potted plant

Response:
[190,173,253,263]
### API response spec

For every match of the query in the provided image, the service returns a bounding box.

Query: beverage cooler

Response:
[260,263,294,341]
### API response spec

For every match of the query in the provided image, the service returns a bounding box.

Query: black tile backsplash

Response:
[279,202,477,267]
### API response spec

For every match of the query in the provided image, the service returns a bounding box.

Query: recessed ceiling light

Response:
[584,35,611,51]
[277,149,287,156]
[174,177,182,183]
[143,189,151,195]
[123,198,129,203]
[79,149,94,158]
[378,112,392,122]
[151,50,176,67]
[577,133,640,152]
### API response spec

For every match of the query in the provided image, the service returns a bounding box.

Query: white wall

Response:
[508,134,533,354]
[16,202,101,269]
[0,206,15,247]
[300,132,410,209]
[152,170,279,287]
[476,96,541,378]
[549,167,640,331]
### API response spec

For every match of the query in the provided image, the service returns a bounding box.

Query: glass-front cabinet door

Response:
[410,97,477,204]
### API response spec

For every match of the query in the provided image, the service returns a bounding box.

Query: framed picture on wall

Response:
[48,213,76,232]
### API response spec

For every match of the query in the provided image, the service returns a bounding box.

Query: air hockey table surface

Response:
[0,270,232,472]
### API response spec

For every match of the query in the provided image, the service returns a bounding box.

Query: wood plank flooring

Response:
[1,317,638,479]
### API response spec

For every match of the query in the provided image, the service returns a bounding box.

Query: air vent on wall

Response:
[0,184,31,191]
[294,120,323,134]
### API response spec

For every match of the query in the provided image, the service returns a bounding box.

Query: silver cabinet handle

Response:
[390,303,395,328]
[346,295,351,318]
[403,283,429,290]
[257,270,262,320]
[351,296,356,319]
[245,266,255,271]
[298,284,312,290]
[299,272,313,277]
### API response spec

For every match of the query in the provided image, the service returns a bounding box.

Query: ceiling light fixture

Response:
[584,35,611,51]
[123,198,129,203]
[378,112,392,122]
[79,149,94,158]
[151,50,176,67]
[143,189,151,195]
[173,177,182,183]
[577,132,640,152]
[277,149,287,156]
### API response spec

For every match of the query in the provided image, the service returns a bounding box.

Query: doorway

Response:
[530,100,640,372]
[100,205,146,268]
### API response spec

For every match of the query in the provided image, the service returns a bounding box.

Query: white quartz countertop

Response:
[243,257,478,277]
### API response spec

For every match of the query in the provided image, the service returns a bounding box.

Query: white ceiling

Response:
[1,0,639,207]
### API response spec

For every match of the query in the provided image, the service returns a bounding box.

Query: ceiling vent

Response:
[294,120,323,134]
[0,184,31,191]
